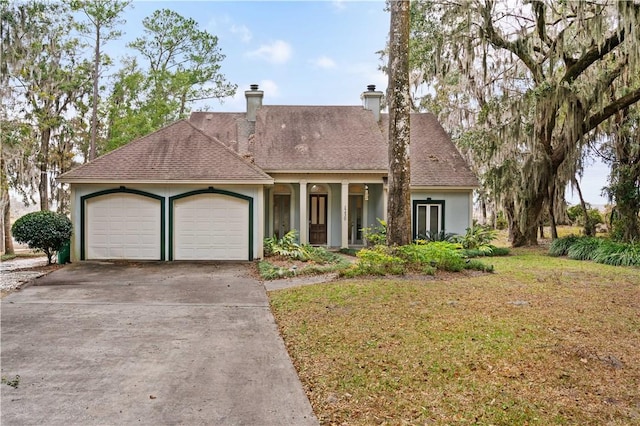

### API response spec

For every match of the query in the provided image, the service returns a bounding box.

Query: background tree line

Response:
[0,0,236,254]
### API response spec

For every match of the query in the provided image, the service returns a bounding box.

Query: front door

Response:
[273,194,291,239]
[349,195,363,245]
[309,194,327,245]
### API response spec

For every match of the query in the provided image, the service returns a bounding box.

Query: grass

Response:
[269,245,640,425]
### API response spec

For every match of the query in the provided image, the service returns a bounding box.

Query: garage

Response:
[83,191,164,260]
[171,191,251,261]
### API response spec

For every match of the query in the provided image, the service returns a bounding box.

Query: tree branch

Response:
[480,1,543,83]
[562,29,625,83]
[586,87,640,133]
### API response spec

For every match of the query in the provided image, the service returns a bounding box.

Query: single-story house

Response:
[58,85,478,262]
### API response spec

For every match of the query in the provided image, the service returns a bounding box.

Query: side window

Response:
[413,199,445,239]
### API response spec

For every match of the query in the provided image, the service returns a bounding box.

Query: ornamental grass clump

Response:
[549,234,582,257]
[566,237,603,261]
[592,240,640,267]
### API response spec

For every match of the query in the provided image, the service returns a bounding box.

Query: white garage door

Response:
[173,194,249,260]
[86,193,162,260]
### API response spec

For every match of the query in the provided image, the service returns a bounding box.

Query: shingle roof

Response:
[58,120,273,183]
[382,113,479,187]
[189,112,246,152]
[249,106,388,171]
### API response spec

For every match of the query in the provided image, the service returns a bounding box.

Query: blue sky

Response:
[114,0,390,110]
[109,0,608,206]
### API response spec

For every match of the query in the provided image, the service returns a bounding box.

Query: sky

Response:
[105,0,609,206]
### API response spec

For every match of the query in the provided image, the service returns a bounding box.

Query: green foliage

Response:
[362,218,387,246]
[258,261,294,280]
[11,211,72,264]
[566,205,604,230]
[415,230,457,243]
[460,246,510,258]
[260,239,350,280]
[566,237,603,261]
[592,240,640,267]
[548,235,582,257]
[341,241,494,277]
[452,224,498,251]
[550,235,640,266]
[352,246,407,276]
[264,230,309,260]
[305,246,343,264]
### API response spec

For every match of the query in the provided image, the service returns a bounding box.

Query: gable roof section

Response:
[382,113,479,188]
[189,112,246,152]
[58,120,273,183]
[250,106,388,172]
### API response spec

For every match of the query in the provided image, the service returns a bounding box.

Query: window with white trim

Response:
[413,199,445,240]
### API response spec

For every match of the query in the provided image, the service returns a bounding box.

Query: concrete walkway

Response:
[1,262,318,425]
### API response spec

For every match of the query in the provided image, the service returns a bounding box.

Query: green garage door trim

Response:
[169,187,254,261]
[80,187,166,261]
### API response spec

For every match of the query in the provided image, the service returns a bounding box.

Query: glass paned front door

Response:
[273,194,290,239]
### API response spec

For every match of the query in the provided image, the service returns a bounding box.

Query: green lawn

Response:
[269,246,640,425]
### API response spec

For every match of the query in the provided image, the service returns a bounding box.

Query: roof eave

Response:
[410,185,479,191]
[58,178,275,185]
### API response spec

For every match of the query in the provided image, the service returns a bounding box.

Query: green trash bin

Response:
[57,240,70,264]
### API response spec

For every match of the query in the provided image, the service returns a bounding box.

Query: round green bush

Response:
[11,211,72,264]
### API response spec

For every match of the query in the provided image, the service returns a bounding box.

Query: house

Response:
[58,85,478,262]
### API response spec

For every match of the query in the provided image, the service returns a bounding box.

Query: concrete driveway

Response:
[1,262,318,425]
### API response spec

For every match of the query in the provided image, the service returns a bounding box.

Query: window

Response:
[413,199,445,240]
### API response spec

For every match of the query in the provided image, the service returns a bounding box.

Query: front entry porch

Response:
[266,179,385,248]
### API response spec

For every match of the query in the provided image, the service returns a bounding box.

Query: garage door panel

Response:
[174,194,249,260]
[86,193,161,260]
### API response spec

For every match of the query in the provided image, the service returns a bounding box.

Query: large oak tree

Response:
[409,0,640,246]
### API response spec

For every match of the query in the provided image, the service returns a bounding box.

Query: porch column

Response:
[256,188,265,259]
[299,180,308,244]
[383,184,388,222]
[341,181,349,248]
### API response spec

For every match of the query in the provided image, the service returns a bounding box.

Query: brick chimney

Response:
[245,84,263,122]
[363,84,383,122]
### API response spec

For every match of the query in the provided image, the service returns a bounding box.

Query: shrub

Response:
[460,246,510,258]
[548,235,582,257]
[592,240,640,267]
[11,211,72,264]
[452,224,498,251]
[341,246,406,277]
[566,237,603,261]
[263,229,309,260]
[362,218,387,246]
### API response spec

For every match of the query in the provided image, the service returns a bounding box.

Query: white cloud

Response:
[331,0,347,11]
[347,62,387,90]
[230,24,252,43]
[310,56,337,69]
[258,79,280,98]
[246,40,292,64]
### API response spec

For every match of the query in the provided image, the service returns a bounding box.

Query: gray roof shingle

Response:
[250,106,388,171]
[382,113,479,187]
[58,120,273,183]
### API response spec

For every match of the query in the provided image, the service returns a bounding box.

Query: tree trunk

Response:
[1,152,14,255]
[573,177,594,236]
[38,127,51,211]
[89,27,100,161]
[386,0,412,246]
[2,190,14,255]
